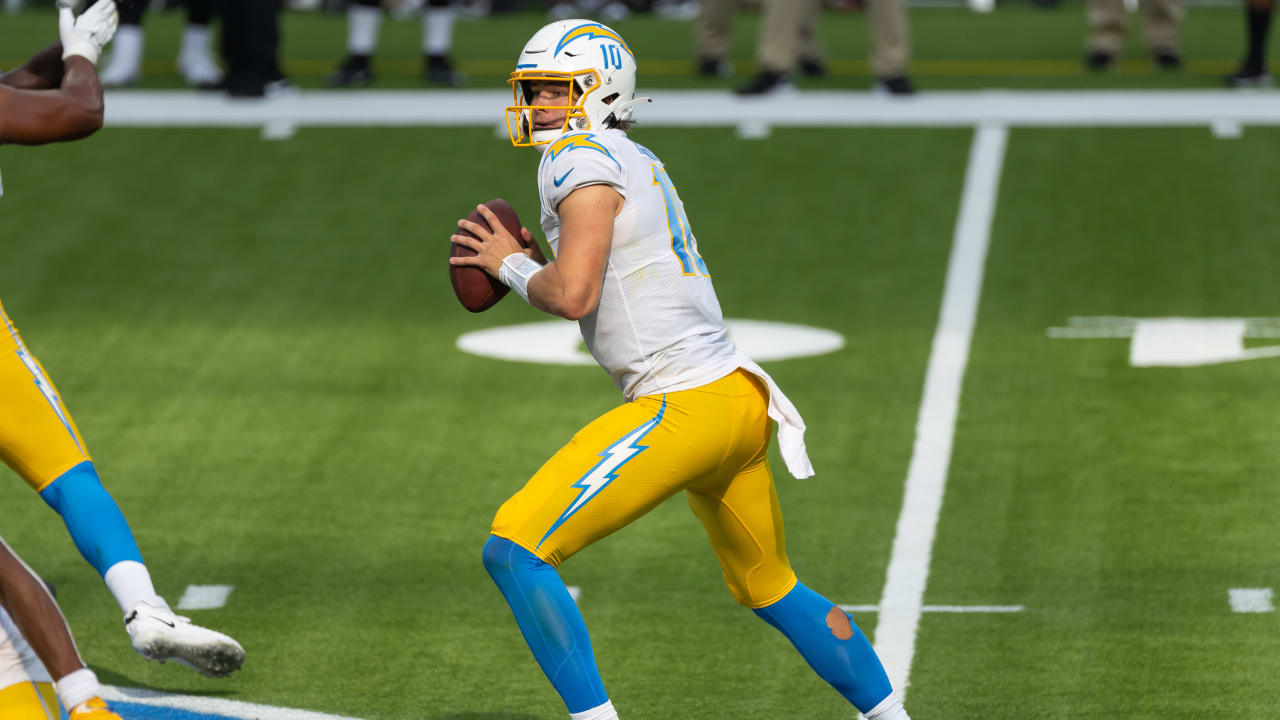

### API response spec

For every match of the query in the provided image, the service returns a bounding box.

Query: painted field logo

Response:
[101,686,364,720]
[1047,317,1280,367]
[457,319,845,366]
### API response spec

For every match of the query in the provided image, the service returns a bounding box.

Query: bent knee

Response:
[482,535,550,579]
[724,567,799,609]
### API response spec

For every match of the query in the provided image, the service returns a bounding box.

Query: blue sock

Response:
[481,535,608,714]
[38,461,144,577]
[754,581,893,713]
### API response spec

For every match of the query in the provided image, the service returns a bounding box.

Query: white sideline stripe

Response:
[871,124,1008,696]
[1228,588,1275,613]
[176,584,234,610]
[841,604,1024,613]
[99,89,1280,129]
[100,685,364,720]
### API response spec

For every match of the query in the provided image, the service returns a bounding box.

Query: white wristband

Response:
[55,667,100,712]
[498,253,545,304]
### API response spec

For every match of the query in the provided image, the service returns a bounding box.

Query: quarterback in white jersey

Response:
[450,19,911,720]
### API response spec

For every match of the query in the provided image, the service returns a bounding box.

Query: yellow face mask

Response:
[505,69,603,147]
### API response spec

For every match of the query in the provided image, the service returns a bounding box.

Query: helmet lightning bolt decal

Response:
[538,397,667,547]
[554,23,634,59]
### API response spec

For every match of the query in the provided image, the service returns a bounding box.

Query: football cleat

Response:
[329,54,374,88]
[69,697,122,719]
[125,602,244,678]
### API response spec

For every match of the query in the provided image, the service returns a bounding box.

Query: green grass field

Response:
[2,4,1280,720]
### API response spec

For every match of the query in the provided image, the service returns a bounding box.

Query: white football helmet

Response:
[505,19,645,147]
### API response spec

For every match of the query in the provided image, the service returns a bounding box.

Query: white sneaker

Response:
[177,26,224,88]
[125,602,244,678]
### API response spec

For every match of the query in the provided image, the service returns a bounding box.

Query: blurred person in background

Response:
[734,0,824,94]
[735,0,913,96]
[1226,0,1273,85]
[695,0,738,77]
[222,0,287,96]
[1085,0,1182,70]
[99,0,222,88]
[329,0,463,87]
[548,0,632,22]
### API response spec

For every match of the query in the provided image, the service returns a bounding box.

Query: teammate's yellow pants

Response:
[491,368,798,608]
[0,681,59,720]
[0,299,91,491]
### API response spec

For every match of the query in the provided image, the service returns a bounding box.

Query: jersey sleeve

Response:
[539,134,628,215]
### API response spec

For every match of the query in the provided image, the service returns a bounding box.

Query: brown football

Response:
[449,198,529,313]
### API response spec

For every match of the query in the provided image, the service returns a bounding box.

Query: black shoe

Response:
[695,56,732,78]
[1152,50,1182,71]
[426,54,465,87]
[799,57,827,78]
[329,54,373,87]
[873,75,915,96]
[1224,65,1274,87]
[735,70,793,96]
[1084,50,1115,71]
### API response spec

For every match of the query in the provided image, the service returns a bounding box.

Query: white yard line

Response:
[871,124,1008,696]
[1228,588,1275,613]
[100,89,1280,131]
[176,584,235,610]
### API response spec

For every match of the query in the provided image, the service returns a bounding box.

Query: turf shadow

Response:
[88,665,236,697]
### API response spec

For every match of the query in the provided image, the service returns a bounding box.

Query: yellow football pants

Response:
[0,681,59,720]
[491,369,798,608]
[0,299,92,491]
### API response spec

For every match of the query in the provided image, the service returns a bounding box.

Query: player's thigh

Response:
[687,453,797,608]
[491,393,727,567]
[0,315,90,491]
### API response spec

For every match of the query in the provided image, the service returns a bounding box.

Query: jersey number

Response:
[651,164,709,277]
[600,45,625,70]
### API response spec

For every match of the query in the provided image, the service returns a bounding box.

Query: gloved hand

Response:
[58,0,119,66]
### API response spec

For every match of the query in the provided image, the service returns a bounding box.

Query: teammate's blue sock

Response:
[39,461,144,577]
[754,581,893,713]
[482,535,609,714]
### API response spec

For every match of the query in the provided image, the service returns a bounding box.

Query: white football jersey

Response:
[535,129,814,478]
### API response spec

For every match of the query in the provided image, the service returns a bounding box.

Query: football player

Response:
[1,0,244,679]
[1,537,121,719]
[449,20,912,720]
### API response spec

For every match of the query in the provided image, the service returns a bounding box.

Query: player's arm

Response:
[0,0,117,145]
[0,540,83,680]
[1,44,67,91]
[0,57,104,145]
[451,185,621,320]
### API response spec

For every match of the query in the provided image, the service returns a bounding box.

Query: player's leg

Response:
[685,373,909,719]
[485,390,730,719]
[0,538,122,719]
[423,0,463,86]
[178,0,223,88]
[0,304,243,677]
[100,0,147,86]
[330,0,383,87]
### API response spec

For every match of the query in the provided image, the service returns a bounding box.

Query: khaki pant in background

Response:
[758,0,823,72]
[696,0,737,60]
[1088,0,1183,54]
[868,0,911,77]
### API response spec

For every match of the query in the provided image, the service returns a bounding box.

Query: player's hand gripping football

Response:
[58,0,119,65]
[450,203,546,279]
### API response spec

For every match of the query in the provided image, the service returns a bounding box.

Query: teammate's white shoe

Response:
[124,601,244,678]
[177,25,223,88]
[99,25,143,87]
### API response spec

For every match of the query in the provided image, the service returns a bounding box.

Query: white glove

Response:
[58,0,119,66]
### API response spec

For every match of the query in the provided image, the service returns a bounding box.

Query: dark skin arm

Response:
[0,54,104,145]
[0,539,85,680]
[1,44,67,91]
